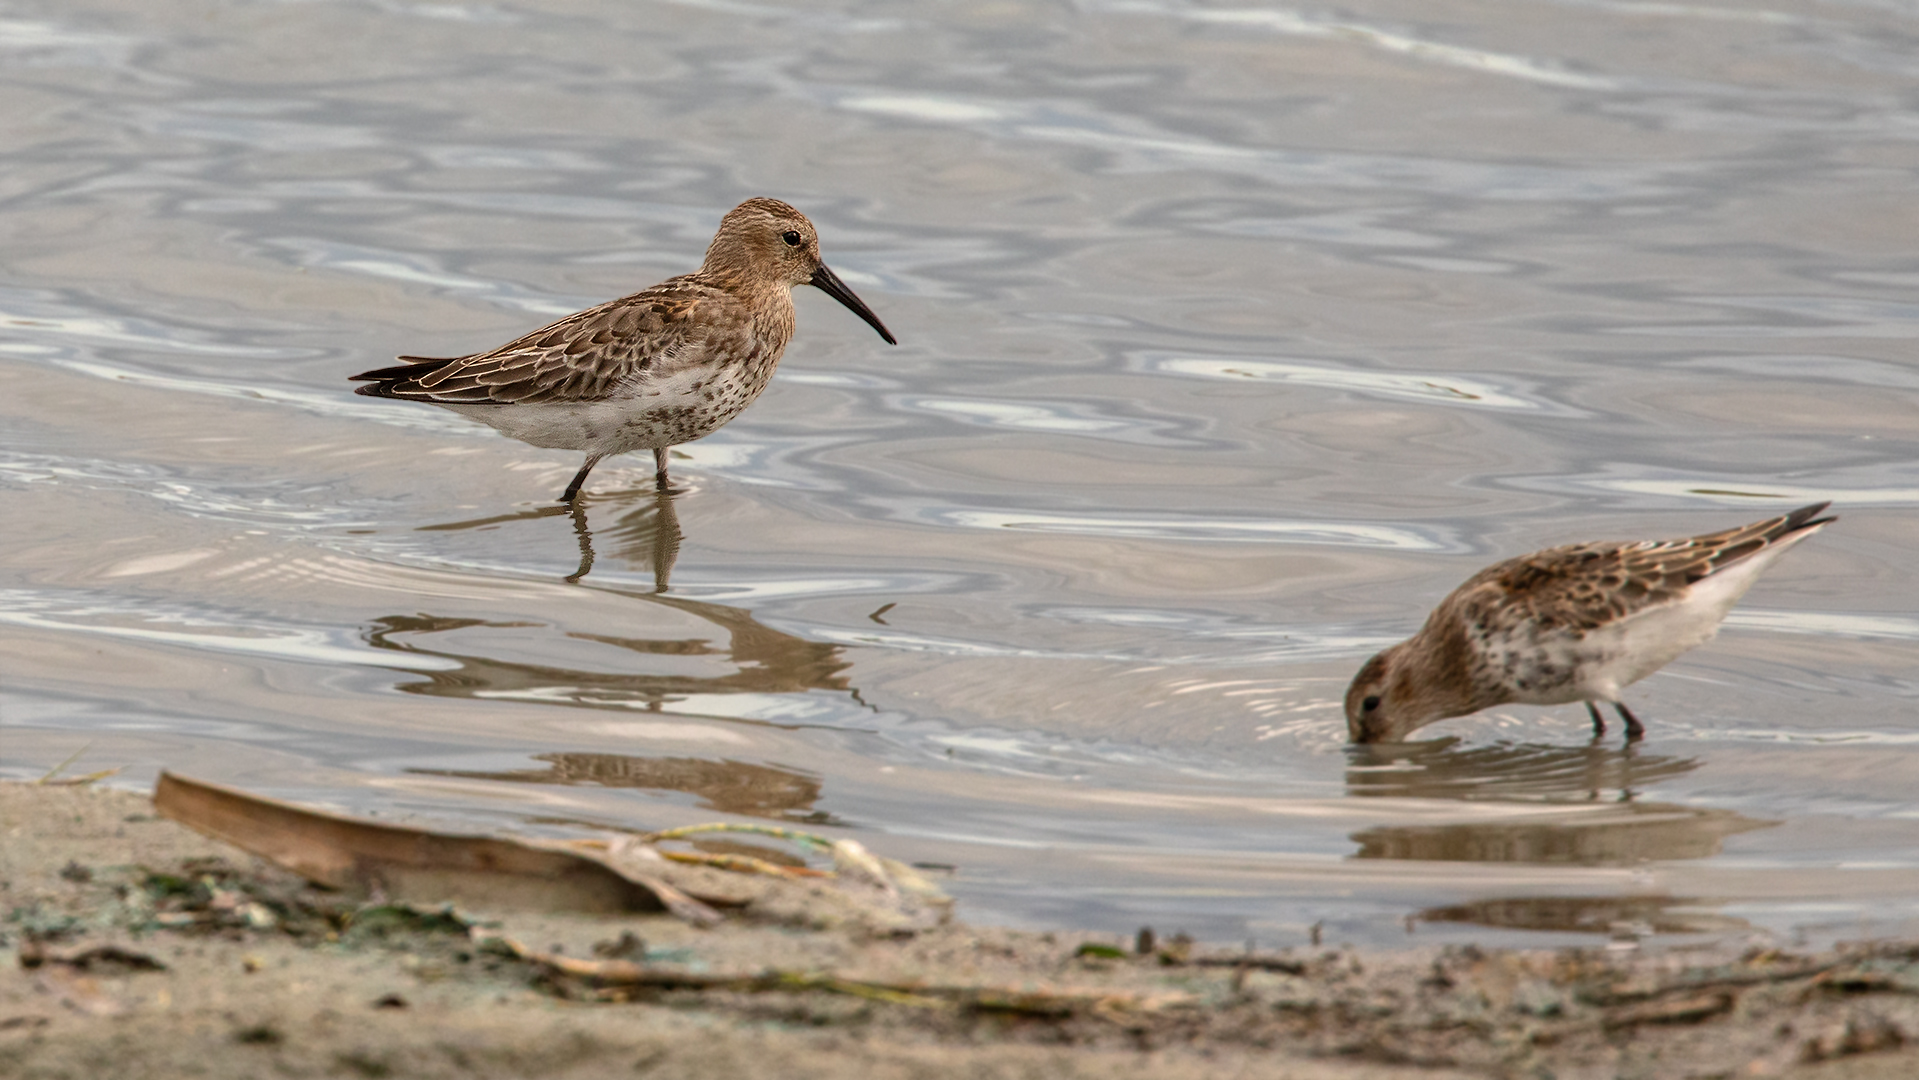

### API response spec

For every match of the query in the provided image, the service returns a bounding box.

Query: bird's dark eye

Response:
[781,230,802,247]
[1362,695,1381,712]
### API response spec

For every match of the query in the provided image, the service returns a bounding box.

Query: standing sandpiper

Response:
[1346,502,1834,744]
[352,197,896,501]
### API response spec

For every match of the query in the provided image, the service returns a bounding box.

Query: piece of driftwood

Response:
[153,772,717,923]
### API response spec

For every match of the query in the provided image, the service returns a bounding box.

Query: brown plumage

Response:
[1346,502,1835,744]
[352,197,895,501]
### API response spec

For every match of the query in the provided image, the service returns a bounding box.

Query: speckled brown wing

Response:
[351,276,728,404]
[1443,502,1833,637]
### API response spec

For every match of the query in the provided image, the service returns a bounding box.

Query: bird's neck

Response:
[1394,623,1509,727]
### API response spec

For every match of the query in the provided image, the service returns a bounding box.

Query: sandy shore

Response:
[4,780,1918,1079]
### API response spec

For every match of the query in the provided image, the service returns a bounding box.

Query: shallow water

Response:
[4,0,1919,949]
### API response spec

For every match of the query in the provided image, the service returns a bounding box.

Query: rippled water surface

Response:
[5,0,1919,948]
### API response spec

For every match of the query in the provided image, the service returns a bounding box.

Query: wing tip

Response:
[349,356,463,397]
[1783,500,1836,535]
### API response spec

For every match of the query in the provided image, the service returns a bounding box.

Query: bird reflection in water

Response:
[1344,738,1773,865]
[383,474,866,719]
[420,482,682,587]
[1345,738,1774,937]
[411,752,832,825]
[1345,736,1700,804]
[363,596,857,724]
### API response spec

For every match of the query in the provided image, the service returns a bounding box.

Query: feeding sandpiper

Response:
[1346,502,1834,744]
[352,197,896,501]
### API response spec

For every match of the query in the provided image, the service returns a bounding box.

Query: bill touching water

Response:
[1345,503,1837,744]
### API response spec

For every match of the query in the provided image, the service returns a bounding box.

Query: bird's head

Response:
[707,198,896,344]
[1343,642,1478,743]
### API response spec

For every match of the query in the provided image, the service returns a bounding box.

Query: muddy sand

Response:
[4,780,1919,1079]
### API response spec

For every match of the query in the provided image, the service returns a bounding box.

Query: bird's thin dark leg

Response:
[653,447,671,491]
[1586,701,1607,737]
[564,499,595,583]
[1615,703,1645,743]
[561,454,603,503]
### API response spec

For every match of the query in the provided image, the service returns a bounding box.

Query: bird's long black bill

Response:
[810,263,897,345]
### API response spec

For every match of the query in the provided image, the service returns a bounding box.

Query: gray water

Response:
[4,0,1919,950]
